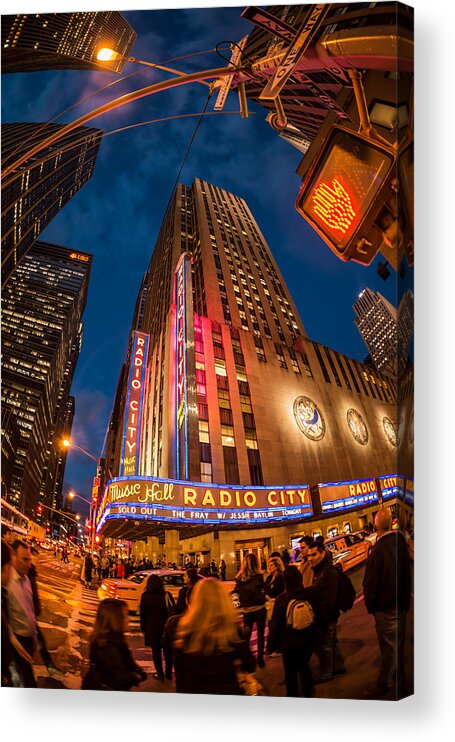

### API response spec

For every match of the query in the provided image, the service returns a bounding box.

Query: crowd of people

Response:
[1,508,412,698]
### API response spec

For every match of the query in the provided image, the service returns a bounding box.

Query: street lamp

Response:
[67,490,92,506]
[62,438,99,463]
[96,47,211,87]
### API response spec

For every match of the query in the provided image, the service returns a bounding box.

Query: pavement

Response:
[32,554,414,700]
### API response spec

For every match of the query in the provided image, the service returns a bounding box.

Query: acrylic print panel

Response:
[1,1,413,702]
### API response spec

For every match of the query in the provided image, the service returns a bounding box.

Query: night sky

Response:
[2,6,399,518]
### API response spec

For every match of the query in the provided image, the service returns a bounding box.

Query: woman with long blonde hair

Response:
[82,599,146,691]
[173,578,255,694]
[235,553,266,667]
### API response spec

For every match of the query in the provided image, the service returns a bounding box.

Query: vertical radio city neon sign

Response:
[174,254,191,479]
[120,330,149,476]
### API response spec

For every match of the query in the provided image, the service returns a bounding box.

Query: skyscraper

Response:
[354,288,401,375]
[1,11,136,74]
[1,122,102,284]
[104,178,397,486]
[1,241,92,516]
[97,179,401,570]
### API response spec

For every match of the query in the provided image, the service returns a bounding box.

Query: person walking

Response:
[219,558,227,581]
[268,565,325,697]
[28,547,63,678]
[82,598,146,691]
[307,539,346,683]
[235,553,266,668]
[140,574,175,681]
[1,538,33,687]
[6,540,38,687]
[298,536,314,587]
[83,553,94,589]
[264,556,285,656]
[362,508,412,698]
[173,578,256,695]
[116,560,125,579]
[175,568,202,615]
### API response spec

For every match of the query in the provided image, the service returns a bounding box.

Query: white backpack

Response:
[286,599,314,630]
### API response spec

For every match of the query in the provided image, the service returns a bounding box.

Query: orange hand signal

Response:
[311,177,356,234]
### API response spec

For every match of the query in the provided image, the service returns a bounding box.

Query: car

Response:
[97,569,186,613]
[324,533,371,572]
[97,569,238,613]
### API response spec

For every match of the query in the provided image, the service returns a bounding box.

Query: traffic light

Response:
[37,504,43,514]
[296,126,397,266]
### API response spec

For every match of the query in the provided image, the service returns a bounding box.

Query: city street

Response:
[33,553,414,699]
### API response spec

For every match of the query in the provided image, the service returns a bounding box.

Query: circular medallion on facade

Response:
[293,396,326,441]
[383,416,397,446]
[346,408,369,445]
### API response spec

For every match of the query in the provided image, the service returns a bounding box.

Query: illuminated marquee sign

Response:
[120,331,149,476]
[174,254,195,479]
[96,476,312,531]
[318,477,379,513]
[378,474,404,502]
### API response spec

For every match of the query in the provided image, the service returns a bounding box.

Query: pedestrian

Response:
[298,536,314,587]
[235,553,266,668]
[82,598,146,691]
[29,547,63,677]
[315,535,333,564]
[140,574,175,681]
[175,568,202,615]
[362,508,412,698]
[83,552,94,589]
[1,538,31,687]
[101,554,109,579]
[6,540,38,687]
[173,578,256,695]
[307,539,345,683]
[116,560,125,579]
[264,555,285,656]
[268,565,325,697]
[209,559,219,577]
[281,548,291,567]
[219,558,227,581]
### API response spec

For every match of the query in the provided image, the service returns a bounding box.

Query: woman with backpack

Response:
[140,574,176,681]
[268,565,325,697]
[235,553,266,668]
[82,599,146,691]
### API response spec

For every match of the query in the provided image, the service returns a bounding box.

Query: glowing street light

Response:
[67,490,92,506]
[61,438,99,463]
[95,47,211,87]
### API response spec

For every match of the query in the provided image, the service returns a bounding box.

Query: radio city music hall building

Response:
[96,178,412,574]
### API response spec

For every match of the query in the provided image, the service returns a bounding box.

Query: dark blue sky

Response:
[2,6,398,517]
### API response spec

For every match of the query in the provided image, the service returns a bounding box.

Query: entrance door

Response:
[235,540,268,571]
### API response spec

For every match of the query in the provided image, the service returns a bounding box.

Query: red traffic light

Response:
[296,126,396,265]
[37,505,43,514]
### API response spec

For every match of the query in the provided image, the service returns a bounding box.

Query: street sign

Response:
[214,36,248,111]
[241,6,296,43]
[259,4,330,101]
[295,126,396,265]
[294,74,350,119]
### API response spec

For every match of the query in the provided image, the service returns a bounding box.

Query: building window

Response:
[198,420,210,443]
[200,443,212,463]
[223,446,240,484]
[275,343,288,369]
[247,449,263,485]
[221,425,235,446]
[200,462,212,483]
[324,348,342,387]
[312,342,331,383]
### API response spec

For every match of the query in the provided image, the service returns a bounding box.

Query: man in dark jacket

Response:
[307,540,345,682]
[363,508,412,697]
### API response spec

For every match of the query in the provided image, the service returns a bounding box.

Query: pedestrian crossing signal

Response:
[296,126,397,265]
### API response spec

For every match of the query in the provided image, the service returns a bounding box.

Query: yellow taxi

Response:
[98,569,185,613]
[98,569,238,613]
[324,533,371,572]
